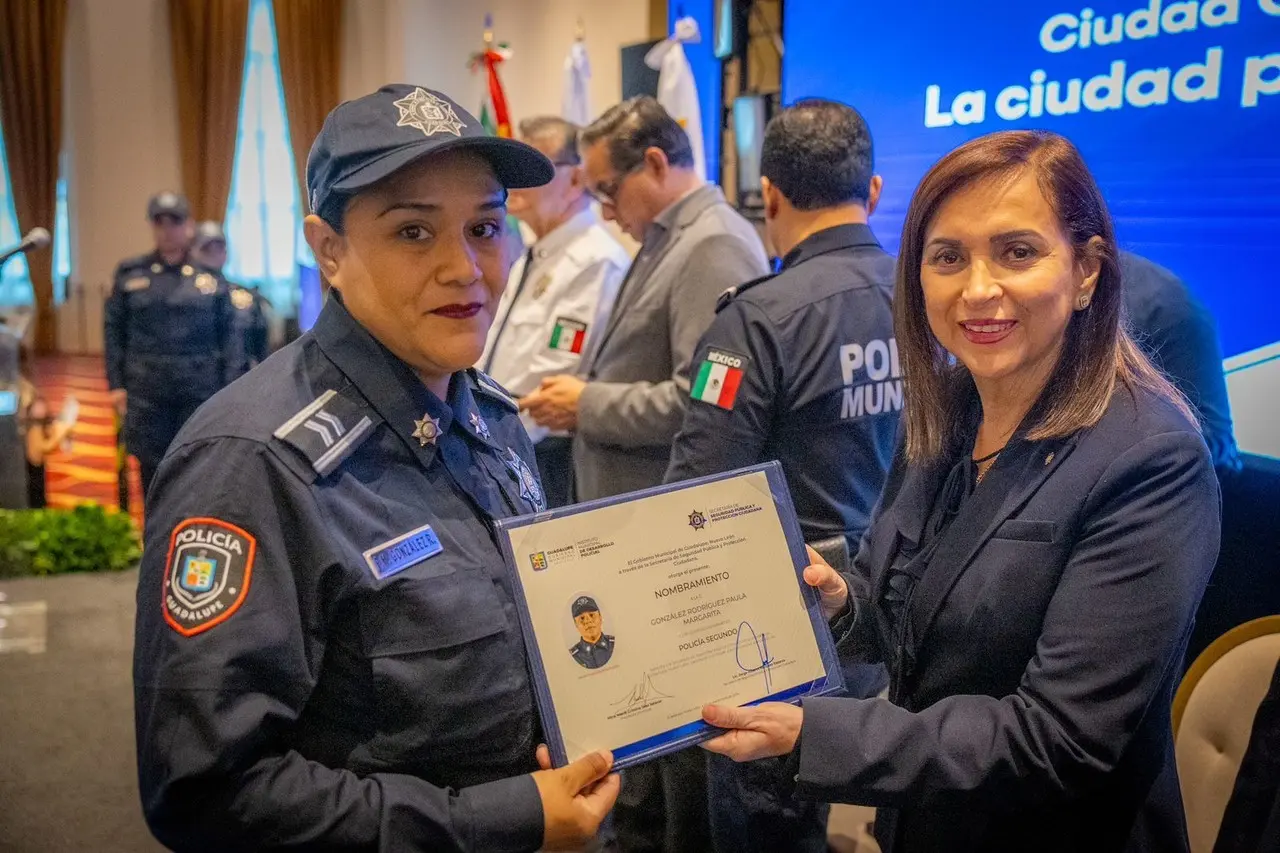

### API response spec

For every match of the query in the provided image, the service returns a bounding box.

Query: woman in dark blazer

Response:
[699,130,1222,852]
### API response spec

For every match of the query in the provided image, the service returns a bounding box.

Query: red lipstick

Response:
[432,303,483,319]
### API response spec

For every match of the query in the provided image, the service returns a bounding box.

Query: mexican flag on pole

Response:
[549,318,587,354]
[691,351,746,410]
[471,16,513,137]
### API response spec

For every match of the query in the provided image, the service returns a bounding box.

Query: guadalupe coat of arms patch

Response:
[162,518,257,637]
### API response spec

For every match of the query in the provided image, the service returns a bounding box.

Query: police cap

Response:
[306,84,554,226]
[571,596,600,618]
[193,220,226,249]
[148,192,190,222]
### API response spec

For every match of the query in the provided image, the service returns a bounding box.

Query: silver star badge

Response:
[469,411,490,440]
[393,87,465,138]
[412,414,441,447]
[504,448,545,510]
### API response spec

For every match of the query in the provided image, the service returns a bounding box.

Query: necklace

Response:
[973,446,1003,485]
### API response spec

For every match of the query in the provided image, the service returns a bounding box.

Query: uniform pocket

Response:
[362,573,507,656]
[360,573,534,774]
[991,519,1057,543]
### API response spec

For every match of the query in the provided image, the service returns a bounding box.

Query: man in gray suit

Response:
[520,96,769,852]
[521,96,768,502]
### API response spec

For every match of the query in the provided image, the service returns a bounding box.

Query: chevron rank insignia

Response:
[470,369,519,412]
[273,389,376,477]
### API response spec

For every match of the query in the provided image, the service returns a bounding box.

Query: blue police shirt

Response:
[666,223,900,548]
[133,294,549,852]
[104,251,239,399]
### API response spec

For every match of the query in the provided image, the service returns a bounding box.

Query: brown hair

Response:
[895,130,1195,461]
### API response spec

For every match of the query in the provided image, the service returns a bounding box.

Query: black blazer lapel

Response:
[905,435,1078,671]
[870,458,949,603]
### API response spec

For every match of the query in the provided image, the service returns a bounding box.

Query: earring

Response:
[1077,294,1091,310]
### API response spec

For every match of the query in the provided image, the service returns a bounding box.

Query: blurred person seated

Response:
[21,393,74,509]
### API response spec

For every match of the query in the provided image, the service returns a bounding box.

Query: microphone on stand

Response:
[0,227,52,266]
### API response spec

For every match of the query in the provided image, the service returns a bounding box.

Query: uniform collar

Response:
[149,249,194,271]
[530,207,598,262]
[311,294,502,466]
[780,223,880,271]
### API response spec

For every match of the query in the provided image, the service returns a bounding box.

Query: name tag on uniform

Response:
[124,276,150,292]
[363,523,444,580]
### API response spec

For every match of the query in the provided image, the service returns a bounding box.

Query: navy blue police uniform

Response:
[570,635,616,669]
[568,595,615,669]
[665,222,899,853]
[230,283,272,372]
[133,84,559,852]
[1120,251,1241,475]
[666,223,900,553]
[104,198,239,493]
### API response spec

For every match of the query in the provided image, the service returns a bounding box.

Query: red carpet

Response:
[31,354,143,526]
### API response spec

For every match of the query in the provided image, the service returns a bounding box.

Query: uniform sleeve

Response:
[577,234,768,448]
[216,278,243,384]
[103,267,128,390]
[133,438,545,853]
[1143,300,1240,473]
[795,431,1219,809]
[664,300,780,483]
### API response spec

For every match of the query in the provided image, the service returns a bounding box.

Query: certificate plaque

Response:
[495,463,845,770]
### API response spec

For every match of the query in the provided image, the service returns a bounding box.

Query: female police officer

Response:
[133,85,619,852]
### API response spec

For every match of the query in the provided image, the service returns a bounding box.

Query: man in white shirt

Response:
[480,116,630,507]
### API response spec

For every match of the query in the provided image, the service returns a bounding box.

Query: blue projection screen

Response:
[783,0,1280,458]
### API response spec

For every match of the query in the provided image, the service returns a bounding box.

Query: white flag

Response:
[562,40,592,125]
[645,17,705,181]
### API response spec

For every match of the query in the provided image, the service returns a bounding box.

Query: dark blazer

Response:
[794,383,1222,853]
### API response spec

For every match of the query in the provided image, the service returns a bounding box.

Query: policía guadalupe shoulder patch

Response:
[162,518,256,637]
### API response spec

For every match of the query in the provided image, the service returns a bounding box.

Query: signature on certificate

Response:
[735,621,774,695]
[611,672,673,710]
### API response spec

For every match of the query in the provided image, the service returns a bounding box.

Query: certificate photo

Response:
[497,463,844,769]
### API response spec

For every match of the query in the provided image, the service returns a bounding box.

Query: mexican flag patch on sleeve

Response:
[691,349,748,410]
[549,317,588,354]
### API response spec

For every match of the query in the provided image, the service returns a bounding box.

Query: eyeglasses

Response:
[586,162,644,207]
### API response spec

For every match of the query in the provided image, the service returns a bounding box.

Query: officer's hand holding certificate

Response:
[496,463,844,769]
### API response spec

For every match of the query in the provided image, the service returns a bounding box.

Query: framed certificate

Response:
[495,462,845,770]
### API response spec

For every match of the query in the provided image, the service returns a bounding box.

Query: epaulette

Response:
[114,253,155,276]
[469,369,519,412]
[716,272,776,313]
[272,388,377,478]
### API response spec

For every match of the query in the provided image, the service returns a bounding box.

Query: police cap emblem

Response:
[394,87,466,138]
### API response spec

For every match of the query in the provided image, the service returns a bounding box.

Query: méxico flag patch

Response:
[691,349,748,410]
[549,317,588,354]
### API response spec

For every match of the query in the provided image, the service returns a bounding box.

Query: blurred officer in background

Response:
[666,98,897,853]
[193,220,273,375]
[133,84,617,852]
[103,192,238,495]
[1121,251,1242,476]
[481,116,629,507]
